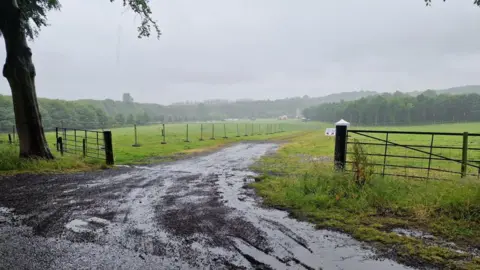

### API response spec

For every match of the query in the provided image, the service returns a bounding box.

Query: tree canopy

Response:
[12,0,161,40]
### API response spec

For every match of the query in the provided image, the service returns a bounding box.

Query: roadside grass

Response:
[0,120,320,174]
[0,144,105,175]
[251,129,480,269]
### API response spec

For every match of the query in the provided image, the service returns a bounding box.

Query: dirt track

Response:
[0,143,413,269]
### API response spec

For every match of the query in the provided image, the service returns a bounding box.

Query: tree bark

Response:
[0,0,54,159]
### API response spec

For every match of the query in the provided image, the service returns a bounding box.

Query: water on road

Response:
[0,143,413,269]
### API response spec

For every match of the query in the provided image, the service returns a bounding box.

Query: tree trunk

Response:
[0,0,54,159]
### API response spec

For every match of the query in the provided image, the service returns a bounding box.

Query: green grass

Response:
[0,120,320,174]
[252,128,480,269]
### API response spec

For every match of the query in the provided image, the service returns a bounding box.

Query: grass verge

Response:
[251,132,480,270]
[0,144,105,175]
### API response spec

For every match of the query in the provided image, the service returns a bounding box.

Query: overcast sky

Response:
[1,0,479,104]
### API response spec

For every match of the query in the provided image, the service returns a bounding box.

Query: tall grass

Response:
[0,144,102,174]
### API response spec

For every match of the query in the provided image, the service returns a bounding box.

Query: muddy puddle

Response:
[0,143,415,269]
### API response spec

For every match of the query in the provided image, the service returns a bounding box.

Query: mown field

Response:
[0,120,320,173]
[252,122,480,269]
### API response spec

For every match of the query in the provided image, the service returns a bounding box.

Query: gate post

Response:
[58,137,64,156]
[103,131,114,165]
[461,132,469,178]
[334,122,348,171]
[55,127,59,151]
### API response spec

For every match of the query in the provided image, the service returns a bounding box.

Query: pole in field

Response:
[244,123,248,136]
[184,124,190,142]
[161,124,167,144]
[257,124,261,135]
[223,124,228,139]
[132,124,141,147]
[236,124,240,137]
[210,124,215,140]
[251,123,254,136]
[200,124,204,141]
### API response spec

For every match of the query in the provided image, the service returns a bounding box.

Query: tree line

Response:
[0,91,379,132]
[303,90,480,126]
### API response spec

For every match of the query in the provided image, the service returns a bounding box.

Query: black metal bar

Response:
[96,132,99,158]
[103,131,114,165]
[74,129,77,154]
[8,134,12,144]
[382,132,389,176]
[427,134,434,179]
[334,124,348,171]
[346,141,477,151]
[461,132,468,178]
[344,152,470,163]
[55,127,59,151]
[58,137,64,156]
[345,161,462,174]
[350,129,480,137]
[352,131,480,168]
[82,138,86,158]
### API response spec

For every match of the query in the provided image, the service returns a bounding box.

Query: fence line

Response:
[333,125,480,180]
[54,127,114,165]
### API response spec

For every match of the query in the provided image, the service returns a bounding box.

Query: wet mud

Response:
[0,143,414,269]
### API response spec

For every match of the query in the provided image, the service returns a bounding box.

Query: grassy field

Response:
[252,122,480,269]
[0,120,320,174]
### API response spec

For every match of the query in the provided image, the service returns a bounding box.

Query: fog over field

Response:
[1,0,479,104]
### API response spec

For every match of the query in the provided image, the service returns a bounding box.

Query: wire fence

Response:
[55,127,114,165]
[343,129,480,180]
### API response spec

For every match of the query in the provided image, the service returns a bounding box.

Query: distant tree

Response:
[122,93,135,104]
[126,114,135,125]
[115,114,125,126]
[95,108,109,128]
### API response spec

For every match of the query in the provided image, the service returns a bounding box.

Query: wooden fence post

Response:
[210,124,215,140]
[236,124,240,137]
[223,124,228,139]
[132,124,141,147]
[103,131,114,165]
[334,122,348,171]
[461,132,468,178]
[161,124,167,144]
[244,123,248,136]
[200,124,204,141]
[8,134,12,144]
[185,124,190,142]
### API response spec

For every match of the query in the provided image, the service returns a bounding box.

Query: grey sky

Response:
[1,0,479,104]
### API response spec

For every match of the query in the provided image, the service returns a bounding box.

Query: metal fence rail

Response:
[333,125,480,180]
[55,127,114,165]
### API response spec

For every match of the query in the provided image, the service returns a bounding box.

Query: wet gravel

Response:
[0,143,414,269]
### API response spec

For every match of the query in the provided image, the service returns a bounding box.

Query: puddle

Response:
[0,143,416,269]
